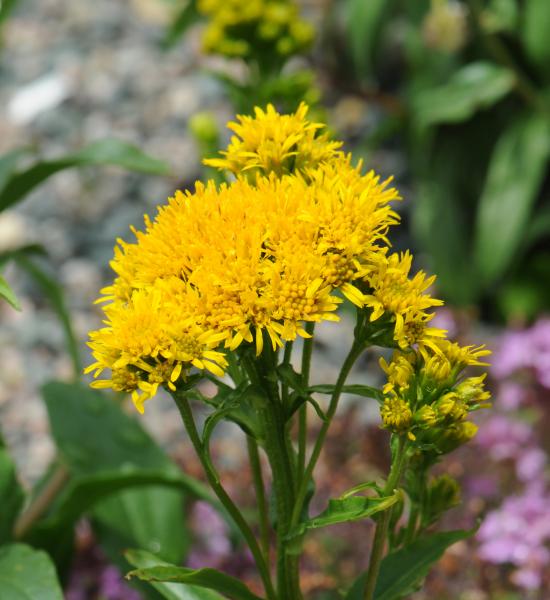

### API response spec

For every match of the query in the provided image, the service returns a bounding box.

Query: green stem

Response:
[291,339,364,528]
[247,435,271,559]
[172,393,276,600]
[244,351,302,599]
[363,436,408,600]
[298,323,315,482]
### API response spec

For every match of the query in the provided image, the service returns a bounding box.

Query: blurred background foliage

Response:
[0,0,549,598]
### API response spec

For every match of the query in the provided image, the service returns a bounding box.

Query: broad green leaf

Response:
[289,492,400,539]
[43,381,176,473]
[345,528,475,600]
[0,139,170,212]
[127,554,263,600]
[345,0,394,78]
[0,544,63,600]
[0,446,25,543]
[28,468,216,539]
[523,0,550,77]
[474,113,550,283]
[126,549,224,600]
[412,62,515,129]
[0,273,20,310]
[309,384,383,402]
[12,252,80,374]
[163,0,199,48]
[42,381,189,564]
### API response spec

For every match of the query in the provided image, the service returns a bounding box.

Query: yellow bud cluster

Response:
[197,0,314,60]
[379,337,491,450]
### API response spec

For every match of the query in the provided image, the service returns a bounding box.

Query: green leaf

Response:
[0,139,170,212]
[12,252,80,374]
[0,544,63,600]
[277,363,306,394]
[474,112,550,283]
[289,492,400,539]
[42,381,190,564]
[309,384,383,402]
[412,62,515,129]
[163,0,200,49]
[0,446,25,543]
[0,0,20,28]
[346,528,476,600]
[0,273,20,310]
[127,552,263,600]
[345,0,394,78]
[28,468,216,539]
[523,0,550,77]
[0,148,27,192]
[126,549,224,600]
[202,383,264,440]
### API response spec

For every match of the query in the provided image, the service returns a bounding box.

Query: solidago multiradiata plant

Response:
[86,103,491,599]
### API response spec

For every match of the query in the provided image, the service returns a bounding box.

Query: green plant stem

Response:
[291,339,364,529]
[243,351,302,599]
[298,323,315,483]
[173,392,276,600]
[246,435,271,559]
[363,436,408,600]
[13,462,70,540]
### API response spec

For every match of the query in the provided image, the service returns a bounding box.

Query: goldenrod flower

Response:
[379,335,491,443]
[86,285,227,413]
[204,103,343,178]
[197,0,314,60]
[364,251,445,349]
[381,397,412,432]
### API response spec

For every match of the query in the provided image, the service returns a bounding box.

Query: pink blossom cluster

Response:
[475,318,550,590]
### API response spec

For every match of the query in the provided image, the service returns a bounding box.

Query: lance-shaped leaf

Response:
[0,139,171,212]
[126,550,263,600]
[42,382,192,564]
[288,491,401,539]
[474,112,550,284]
[12,251,81,374]
[412,62,515,130]
[0,274,20,310]
[345,527,476,599]
[163,0,200,48]
[309,384,384,403]
[0,544,63,600]
[126,549,224,599]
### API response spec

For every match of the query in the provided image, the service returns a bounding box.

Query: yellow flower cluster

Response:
[198,0,314,60]
[379,339,491,447]
[86,102,448,413]
[204,103,343,179]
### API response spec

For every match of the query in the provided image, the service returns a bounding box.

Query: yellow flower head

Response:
[380,397,413,432]
[198,0,314,59]
[204,103,343,179]
[364,251,445,350]
[86,284,227,413]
